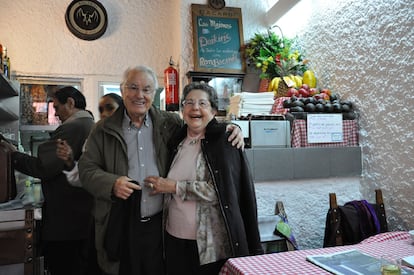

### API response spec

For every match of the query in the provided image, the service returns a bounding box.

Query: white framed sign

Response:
[307,114,343,143]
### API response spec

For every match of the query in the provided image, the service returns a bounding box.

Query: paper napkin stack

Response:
[227,92,274,118]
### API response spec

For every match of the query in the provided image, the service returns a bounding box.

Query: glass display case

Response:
[16,77,82,154]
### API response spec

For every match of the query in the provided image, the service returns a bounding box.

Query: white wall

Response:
[1,0,413,249]
[0,0,181,118]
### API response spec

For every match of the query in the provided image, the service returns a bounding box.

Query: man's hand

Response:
[0,139,17,152]
[226,124,245,150]
[56,139,75,169]
[112,176,141,200]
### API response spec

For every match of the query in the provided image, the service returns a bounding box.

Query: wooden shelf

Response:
[0,74,18,98]
[0,104,18,121]
[186,71,245,82]
[0,95,19,121]
[20,125,58,132]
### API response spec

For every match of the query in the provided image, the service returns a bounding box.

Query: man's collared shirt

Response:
[122,111,162,218]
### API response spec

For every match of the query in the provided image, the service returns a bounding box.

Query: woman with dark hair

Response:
[98,93,123,120]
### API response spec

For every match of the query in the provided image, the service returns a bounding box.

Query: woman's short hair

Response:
[181,82,218,111]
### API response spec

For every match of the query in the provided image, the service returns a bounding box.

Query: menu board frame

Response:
[191,4,245,74]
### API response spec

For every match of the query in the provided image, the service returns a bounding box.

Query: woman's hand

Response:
[144,176,177,195]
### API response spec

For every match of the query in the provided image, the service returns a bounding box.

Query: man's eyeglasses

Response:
[125,84,154,95]
[182,99,211,109]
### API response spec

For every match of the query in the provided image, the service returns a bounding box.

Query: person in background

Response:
[53,92,124,275]
[56,92,123,184]
[98,93,123,119]
[145,82,263,275]
[78,66,244,275]
[11,86,96,275]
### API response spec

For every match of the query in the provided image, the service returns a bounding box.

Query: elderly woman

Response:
[145,82,263,275]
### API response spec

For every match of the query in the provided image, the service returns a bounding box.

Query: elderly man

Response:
[12,86,96,275]
[79,66,243,275]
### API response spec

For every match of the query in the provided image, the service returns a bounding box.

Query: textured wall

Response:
[1,0,413,249]
[0,0,181,76]
[275,0,414,236]
[0,0,182,116]
[255,178,361,249]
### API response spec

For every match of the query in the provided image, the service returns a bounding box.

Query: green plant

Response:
[242,31,309,79]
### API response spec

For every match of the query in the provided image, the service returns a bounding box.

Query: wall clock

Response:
[65,0,108,41]
[208,0,226,9]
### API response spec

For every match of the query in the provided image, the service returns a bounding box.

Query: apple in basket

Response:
[298,88,309,97]
[301,84,310,91]
[309,88,319,96]
[287,88,299,97]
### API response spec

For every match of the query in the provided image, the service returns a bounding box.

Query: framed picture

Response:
[191,4,245,74]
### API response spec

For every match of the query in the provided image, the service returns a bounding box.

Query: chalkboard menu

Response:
[191,4,245,74]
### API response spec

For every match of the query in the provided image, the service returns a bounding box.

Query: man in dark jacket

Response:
[12,86,95,275]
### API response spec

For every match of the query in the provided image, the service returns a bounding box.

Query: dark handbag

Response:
[0,134,17,203]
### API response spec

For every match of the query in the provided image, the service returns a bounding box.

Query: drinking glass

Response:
[380,255,402,275]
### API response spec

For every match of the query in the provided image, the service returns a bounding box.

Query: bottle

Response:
[0,44,3,74]
[164,57,179,111]
[32,181,43,207]
[24,179,34,206]
[3,57,11,79]
[3,47,9,79]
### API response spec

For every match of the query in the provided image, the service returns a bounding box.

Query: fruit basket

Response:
[281,85,357,120]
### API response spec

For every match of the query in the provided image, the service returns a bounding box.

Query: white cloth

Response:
[62,162,82,187]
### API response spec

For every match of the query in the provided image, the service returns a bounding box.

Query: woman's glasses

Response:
[182,99,211,109]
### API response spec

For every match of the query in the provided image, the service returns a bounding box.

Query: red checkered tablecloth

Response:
[271,97,290,115]
[219,232,413,275]
[360,231,411,244]
[291,119,359,148]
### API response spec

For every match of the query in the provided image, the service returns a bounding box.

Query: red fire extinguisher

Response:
[164,56,179,111]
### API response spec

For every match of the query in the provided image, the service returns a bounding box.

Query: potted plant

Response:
[242,31,309,93]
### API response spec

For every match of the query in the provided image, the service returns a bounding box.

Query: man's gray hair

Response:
[120,65,159,90]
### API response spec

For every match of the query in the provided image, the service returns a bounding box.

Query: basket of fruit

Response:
[282,84,357,120]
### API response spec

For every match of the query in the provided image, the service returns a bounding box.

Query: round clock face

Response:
[65,0,108,41]
[209,0,226,9]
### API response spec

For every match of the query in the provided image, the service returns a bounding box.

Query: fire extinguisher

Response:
[164,56,179,111]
